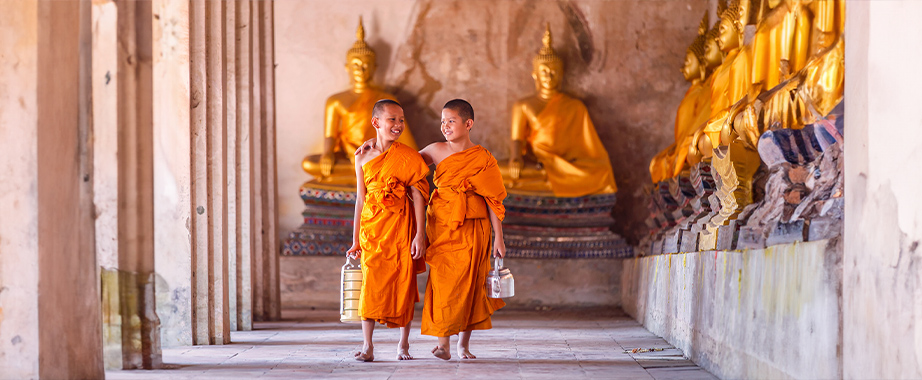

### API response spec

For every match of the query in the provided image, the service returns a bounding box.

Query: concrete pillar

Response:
[249,0,267,321]
[844,1,922,378]
[225,1,239,332]
[235,0,254,331]
[153,0,194,348]
[116,0,162,369]
[252,0,281,322]
[0,0,105,377]
[189,0,211,346]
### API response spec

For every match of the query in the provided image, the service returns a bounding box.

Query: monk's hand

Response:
[354,139,376,156]
[346,243,361,259]
[509,157,523,180]
[410,234,426,260]
[320,151,335,177]
[493,236,505,259]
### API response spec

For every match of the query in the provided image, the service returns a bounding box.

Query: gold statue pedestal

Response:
[501,189,632,259]
[281,181,357,257]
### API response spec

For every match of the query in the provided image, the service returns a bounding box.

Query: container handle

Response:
[494,257,503,272]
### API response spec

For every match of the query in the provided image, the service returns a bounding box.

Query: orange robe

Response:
[422,146,506,337]
[328,88,418,162]
[358,142,429,328]
[522,93,617,196]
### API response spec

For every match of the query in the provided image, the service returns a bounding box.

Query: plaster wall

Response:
[152,0,194,347]
[281,256,623,309]
[843,1,922,378]
[621,240,842,379]
[274,0,708,245]
[0,1,40,377]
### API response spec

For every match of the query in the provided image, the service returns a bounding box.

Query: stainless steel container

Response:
[340,256,363,323]
[486,257,514,298]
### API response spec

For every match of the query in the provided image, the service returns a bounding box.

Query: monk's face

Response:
[440,108,472,142]
[372,104,405,142]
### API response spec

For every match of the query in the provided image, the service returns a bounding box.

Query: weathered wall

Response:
[844,1,922,378]
[275,0,708,244]
[0,1,40,377]
[622,240,842,379]
[281,256,623,309]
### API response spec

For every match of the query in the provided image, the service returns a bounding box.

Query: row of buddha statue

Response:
[647,0,844,252]
[301,18,617,199]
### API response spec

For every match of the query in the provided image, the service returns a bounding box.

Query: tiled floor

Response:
[107,308,716,380]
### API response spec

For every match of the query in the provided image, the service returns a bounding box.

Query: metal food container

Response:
[486,257,515,298]
[340,256,363,323]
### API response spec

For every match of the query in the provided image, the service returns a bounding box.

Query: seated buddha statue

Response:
[501,24,617,197]
[749,0,813,94]
[649,12,711,182]
[301,17,417,186]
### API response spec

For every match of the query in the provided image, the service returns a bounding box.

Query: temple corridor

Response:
[106,308,715,380]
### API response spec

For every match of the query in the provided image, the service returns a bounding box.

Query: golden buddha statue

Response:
[672,16,721,175]
[301,17,417,185]
[749,0,813,94]
[648,12,711,182]
[798,0,843,121]
[501,24,617,197]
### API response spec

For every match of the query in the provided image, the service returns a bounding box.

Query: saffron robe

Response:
[422,146,506,337]
[327,88,418,162]
[521,93,617,197]
[358,142,429,328]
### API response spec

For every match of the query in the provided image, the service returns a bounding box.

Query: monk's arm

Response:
[409,187,427,260]
[487,206,505,259]
[346,161,366,258]
[418,144,434,166]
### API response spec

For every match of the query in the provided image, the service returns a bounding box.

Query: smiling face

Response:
[371,104,405,142]
[346,55,376,85]
[440,108,472,143]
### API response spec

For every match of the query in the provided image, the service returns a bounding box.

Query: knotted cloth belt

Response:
[433,179,475,231]
[366,177,406,213]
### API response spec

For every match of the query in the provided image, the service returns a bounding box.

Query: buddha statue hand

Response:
[780,59,791,81]
[320,151,335,177]
[509,156,524,180]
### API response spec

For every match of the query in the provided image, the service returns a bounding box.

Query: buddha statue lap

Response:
[301,18,417,187]
[501,24,617,198]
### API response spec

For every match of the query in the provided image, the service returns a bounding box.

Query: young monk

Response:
[346,99,430,362]
[420,99,507,360]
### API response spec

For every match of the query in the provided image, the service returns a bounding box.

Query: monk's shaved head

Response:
[372,99,402,118]
[443,99,474,122]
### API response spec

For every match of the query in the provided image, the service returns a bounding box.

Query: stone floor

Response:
[107,308,716,380]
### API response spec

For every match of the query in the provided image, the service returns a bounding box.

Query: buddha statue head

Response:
[718,1,742,52]
[532,23,564,96]
[346,17,377,88]
[735,0,755,32]
[703,23,724,72]
[682,12,709,83]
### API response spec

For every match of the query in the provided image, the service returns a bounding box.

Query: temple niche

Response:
[643,0,844,254]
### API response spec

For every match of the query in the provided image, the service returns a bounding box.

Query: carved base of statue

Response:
[662,173,697,253]
[502,190,632,259]
[669,162,717,253]
[699,138,762,250]
[281,182,356,257]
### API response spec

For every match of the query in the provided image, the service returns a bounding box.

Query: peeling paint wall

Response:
[622,240,842,379]
[275,0,708,244]
[844,1,922,378]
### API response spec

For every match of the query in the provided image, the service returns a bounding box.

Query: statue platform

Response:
[281,182,356,256]
[502,191,632,259]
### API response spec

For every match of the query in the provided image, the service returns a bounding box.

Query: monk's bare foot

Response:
[458,345,476,359]
[431,345,451,360]
[355,346,374,362]
[397,346,413,360]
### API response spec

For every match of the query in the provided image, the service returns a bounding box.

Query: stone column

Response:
[249,0,267,321]
[116,0,162,369]
[0,0,105,377]
[153,0,194,348]
[844,1,922,378]
[225,1,239,332]
[235,0,255,331]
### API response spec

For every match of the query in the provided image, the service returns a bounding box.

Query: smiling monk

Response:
[347,99,429,362]
[419,99,507,360]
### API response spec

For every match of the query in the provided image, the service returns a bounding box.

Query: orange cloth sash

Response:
[422,146,506,337]
[358,142,429,328]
